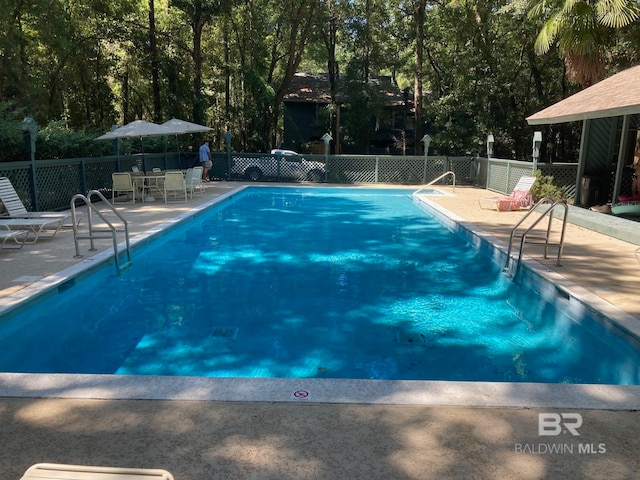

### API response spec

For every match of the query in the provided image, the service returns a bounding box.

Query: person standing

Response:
[199,140,212,181]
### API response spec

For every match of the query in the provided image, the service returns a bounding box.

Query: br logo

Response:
[538,413,583,436]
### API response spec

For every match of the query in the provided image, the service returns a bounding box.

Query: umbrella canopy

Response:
[161,118,213,134]
[94,120,174,140]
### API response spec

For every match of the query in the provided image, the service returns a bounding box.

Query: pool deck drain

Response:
[1,373,639,410]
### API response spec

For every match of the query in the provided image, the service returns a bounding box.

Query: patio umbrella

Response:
[95,120,174,172]
[161,118,213,134]
[161,118,213,167]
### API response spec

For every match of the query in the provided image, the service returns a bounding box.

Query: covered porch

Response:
[527,64,640,214]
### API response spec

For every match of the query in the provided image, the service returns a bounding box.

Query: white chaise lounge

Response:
[0,176,82,227]
[20,462,175,480]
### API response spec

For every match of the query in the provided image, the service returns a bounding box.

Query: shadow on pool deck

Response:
[1,182,640,479]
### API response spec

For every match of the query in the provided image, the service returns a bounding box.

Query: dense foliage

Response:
[1,0,638,161]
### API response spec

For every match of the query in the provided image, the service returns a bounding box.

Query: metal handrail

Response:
[503,197,569,278]
[414,171,456,195]
[71,190,130,275]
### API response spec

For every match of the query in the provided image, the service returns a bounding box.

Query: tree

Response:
[170,0,230,124]
[529,0,640,87]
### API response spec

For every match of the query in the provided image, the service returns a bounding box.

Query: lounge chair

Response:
[20,462,174,480]
[0,177,82,227]
[0,217,65,244]
[478,176,536,211]
[163,170,187,203]
[0,225,28,249]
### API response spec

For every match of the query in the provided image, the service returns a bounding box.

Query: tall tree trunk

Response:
[263,0,317,150]
[192,15,205,124]
[323,0,339,153]
[413,0,425,156]
[148,0,162,122]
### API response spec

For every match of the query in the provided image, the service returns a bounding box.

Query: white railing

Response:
[414,171,456,195]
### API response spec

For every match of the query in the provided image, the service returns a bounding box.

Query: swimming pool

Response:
[0,186,639,388]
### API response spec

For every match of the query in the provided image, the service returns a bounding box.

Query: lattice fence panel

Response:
[118,155,143,174]
[143,153,169,172]
[377,156,425,184]
[422,157,449,184]
[327,156,377,183]
[35,162,84,211]
[507,166,535,191]
[448,157,475,184]
[486,162,510,193]
[86,158,119,192]
[539,164,578,201]
[487,160,535,194]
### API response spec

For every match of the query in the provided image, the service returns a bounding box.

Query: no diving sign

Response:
[291,389,311,401]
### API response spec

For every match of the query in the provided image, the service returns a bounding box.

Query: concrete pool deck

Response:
[1,182,639,479]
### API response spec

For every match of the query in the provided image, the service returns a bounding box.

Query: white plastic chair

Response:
[163,171,187,203]
[112,172,137,204]
[185,166,205,198]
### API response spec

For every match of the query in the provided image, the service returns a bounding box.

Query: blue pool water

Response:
[0,186,638,384]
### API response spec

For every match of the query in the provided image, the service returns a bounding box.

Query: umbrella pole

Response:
[140,136,147,173]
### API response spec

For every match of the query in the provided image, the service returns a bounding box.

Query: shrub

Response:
[0,102,27,162]
[36,121,113,159]
[530,170,567,202]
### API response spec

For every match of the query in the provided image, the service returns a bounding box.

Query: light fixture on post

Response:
[321,132,333,182]
[486,133,494,159]
[421,134,432,183]
[421,133,432,158]
[532,131,542,172]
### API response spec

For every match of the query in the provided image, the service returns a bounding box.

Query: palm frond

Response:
[534,12,564,54]
[597,0,640,28]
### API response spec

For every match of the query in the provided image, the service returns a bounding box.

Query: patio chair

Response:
[0,176,82,227]
[478,176,536,211]
[185,166,205,198]
[163,170,188,203]
[0,216,65,244]
[112,172,137,204]
[20,462,174,480]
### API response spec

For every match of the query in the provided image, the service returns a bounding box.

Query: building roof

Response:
[284,72,407,106]
[526,64,640,125]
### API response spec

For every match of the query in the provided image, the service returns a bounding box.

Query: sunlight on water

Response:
[0,187,638,385]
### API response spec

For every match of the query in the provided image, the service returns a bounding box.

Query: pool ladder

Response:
[70,190,131,275]
[414,171,456,195]
[502,198,568,279]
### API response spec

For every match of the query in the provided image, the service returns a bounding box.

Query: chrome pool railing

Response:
[414,171,456,195]
[71,190,131,275]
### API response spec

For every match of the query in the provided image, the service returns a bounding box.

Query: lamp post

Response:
[224,130,233,179]
[532,131,542,172]
[421,133,432,183]
[486,134,494,159]
[321,132,332,182]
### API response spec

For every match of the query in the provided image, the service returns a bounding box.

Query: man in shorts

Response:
[199,140,212,181]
